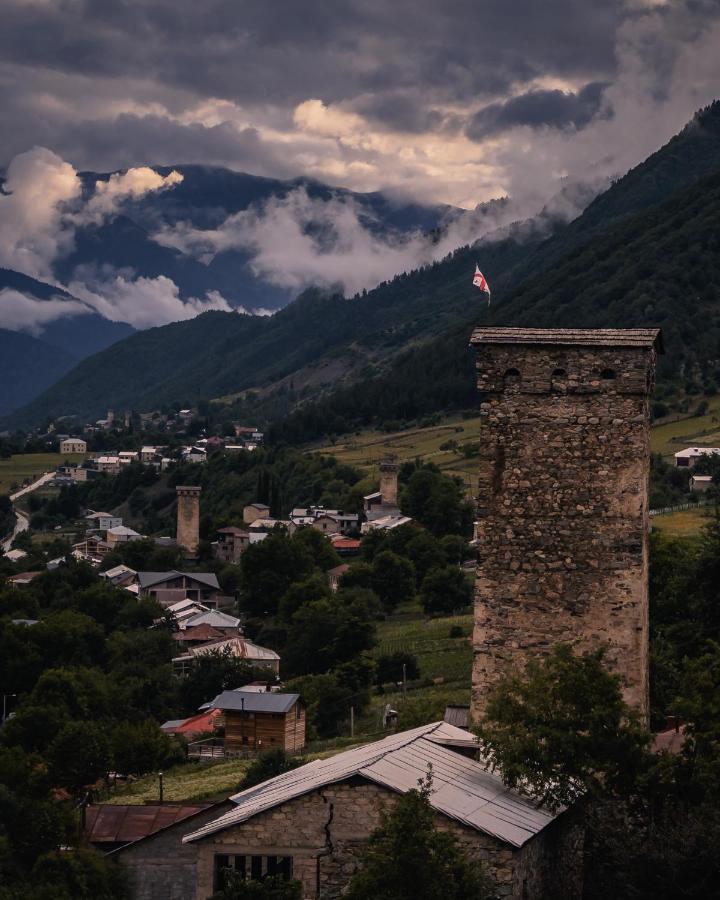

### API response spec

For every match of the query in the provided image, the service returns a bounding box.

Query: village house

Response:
[242,502,271,525]
[106,525,144,548]
[167,722,572,900]
[104,801,235,900]
[99,564,138,588]
[85,511,123,531]
[212,526,250,564]
[138,571,222,608]
[118,451,139,466]
[95,455,122,474]
[289,507,359,535]
[674,446,720,467]
[73,534,112,563]
[690,474,714,492]
[172,637,280,677]
[195,689,305,757]
[361,458,411,533]
[59,437,87,454]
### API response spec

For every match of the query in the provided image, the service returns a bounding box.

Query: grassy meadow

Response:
[0,452,87,496]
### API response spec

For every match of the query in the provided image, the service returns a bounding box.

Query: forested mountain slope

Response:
[269,162,720,442]
[6,102,720,429]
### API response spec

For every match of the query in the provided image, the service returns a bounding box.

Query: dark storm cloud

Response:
[0,0,623,108]
[466,82,610,141]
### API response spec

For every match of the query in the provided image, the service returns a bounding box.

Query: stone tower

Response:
[176,485,201,559]
[379,458,399,506]
[470,327,662,720]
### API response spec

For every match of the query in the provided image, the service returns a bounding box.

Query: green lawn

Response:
[317,415,482,492]
[0,452,87,496]
[651,506,715,536]
[105,758,252,806]
[651,398,720,458]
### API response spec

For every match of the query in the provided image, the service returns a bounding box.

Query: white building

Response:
[674,447,720,468]
[690,475,714,493]
[60,438,87,454]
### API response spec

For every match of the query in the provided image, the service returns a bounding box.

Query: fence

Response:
[649,499,715,517]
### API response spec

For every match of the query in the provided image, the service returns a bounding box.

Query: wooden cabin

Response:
[205,690,306,755]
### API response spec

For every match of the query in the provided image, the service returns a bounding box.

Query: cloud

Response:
[153,183,594,298]
[0,287,90,335]
[0,147,81,279]
[466,83,609,141]
[79,167,184,225]
[67,274,233,329]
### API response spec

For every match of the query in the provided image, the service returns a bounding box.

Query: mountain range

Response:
[3,100,720,430]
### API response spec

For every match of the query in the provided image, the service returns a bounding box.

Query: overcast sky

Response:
[1,0,719,209]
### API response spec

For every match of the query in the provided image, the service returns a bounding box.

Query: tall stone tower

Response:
[470,327,662,720]
[176,485,201,559]
[379,458,399,506]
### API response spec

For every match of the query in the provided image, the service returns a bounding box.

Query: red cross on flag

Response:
[473,264,491,302]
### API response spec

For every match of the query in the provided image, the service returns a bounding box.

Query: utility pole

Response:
[350,706,354,738]
[402,664,407,698]
[159,772,164,803]
[2,694,16,722]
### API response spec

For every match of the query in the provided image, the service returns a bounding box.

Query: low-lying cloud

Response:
[67,275,232,329]
[153,181,598,298]
[0,287,91,335]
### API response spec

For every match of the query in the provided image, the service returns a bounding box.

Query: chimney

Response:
[176,485,201,559]
[379,457,399,507]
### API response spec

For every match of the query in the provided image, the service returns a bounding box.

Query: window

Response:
[552,368,566,378]
[601,368,616,380]
[214,854,293,891]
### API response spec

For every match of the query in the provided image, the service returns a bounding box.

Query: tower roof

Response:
[470,327,663,353]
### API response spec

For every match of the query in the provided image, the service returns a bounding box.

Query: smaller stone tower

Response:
[379,458,399,506]
[107,409,115,427]
[176,485,201,559]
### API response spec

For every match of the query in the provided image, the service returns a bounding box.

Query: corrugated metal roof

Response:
[85,803,214,845]
[443,704,470,729]
[470,326,663,351]
[138,571,220,590]
[200,690,299,714]
[183,722,556,848]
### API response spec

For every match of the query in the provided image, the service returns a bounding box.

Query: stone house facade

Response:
[189,780,576,900]
[469,327,661,720]
[179,723,575,900]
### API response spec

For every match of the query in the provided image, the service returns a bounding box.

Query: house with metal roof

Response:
[178,721,573,900]
[137,570,221,607]
[186,690,304,759]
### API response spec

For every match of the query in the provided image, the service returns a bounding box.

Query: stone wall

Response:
[193,779,557,900]
[470,334,658,719]
[116,802,232,900]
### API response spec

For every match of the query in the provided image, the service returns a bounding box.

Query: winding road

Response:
[1,471,56,552]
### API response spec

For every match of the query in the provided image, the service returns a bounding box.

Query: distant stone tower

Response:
[379,458,399,506]
[470,327,662,721]
[107,409,115,427]
[176,485,201,559]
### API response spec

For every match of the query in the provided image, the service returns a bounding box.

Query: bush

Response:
[375,652,420,685]
[420,567,473,616]
[237,749,305,791]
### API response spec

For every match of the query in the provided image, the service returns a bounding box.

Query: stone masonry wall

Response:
[471,341,657,720]
[194,780,537,900]
[117,803,232,900]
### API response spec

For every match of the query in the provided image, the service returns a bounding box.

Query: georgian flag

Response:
[473,264,491,301]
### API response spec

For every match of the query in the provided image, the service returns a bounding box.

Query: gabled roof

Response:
[184,609,241,629]
[180,637,278,662]
[138,570,220,590]
[183,722,557,848]
[200,690,300,714]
